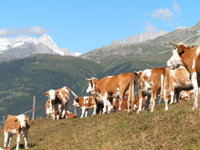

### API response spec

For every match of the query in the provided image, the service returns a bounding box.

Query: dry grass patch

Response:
[0,100,200,149]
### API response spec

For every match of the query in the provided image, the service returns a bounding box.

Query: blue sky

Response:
[0,0,199,54]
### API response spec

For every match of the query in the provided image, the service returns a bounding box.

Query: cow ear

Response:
[14,118,18,122]
[55,90,59,96]
[26,116,29,121]
[75,97,79,102]
[44,92,49,96]
[134,71,139,78]
[177,44,187,55]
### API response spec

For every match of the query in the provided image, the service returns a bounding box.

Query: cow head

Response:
[134,71,143,79]
[85,77,98,94]
[167,41,189,69]
[15,114,29,128]
[44,89,59,103]
[73,97,80,107]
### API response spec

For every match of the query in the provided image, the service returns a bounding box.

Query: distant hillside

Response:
[0,54,104,119]
[0,100,199,149]
[81,21,200,61]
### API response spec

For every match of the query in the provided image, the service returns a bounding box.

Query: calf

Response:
[163,67,193,110]
[73,96,94,118]
[134,67,165,113]
[179,90,194,101]
[45,99,57,118]
[113,97,144,111]
[4,114,30,150]
[167,41,200,109]
[86,73,135,114]
[45,86,77,119]
[65,111,77,118]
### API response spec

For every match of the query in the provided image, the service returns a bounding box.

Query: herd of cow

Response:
[3,41,200,150]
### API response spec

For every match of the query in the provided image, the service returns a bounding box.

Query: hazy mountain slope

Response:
[81,21,200,60]
[0,54,104,119]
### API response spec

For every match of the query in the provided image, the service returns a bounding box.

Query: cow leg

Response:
[107,99,111,113]
[175,89,180,103]
[137,90,143,113]
[57,104,62,120]
[164,87,169,111]
[192,72,199,109]
[92,93,97,116]
[169,90,174,104]
[8,136,12,148]
[113,98,117,113]
[102,94,108,114]
[145,96,151,112]
[4,131,9,147]
[92,104,97,116]
[64,103,68,118]
[16,133,20,150]
[81,107,86,118]
[150,92,157,112]
[22,130,29,149]
[85,110,88,117]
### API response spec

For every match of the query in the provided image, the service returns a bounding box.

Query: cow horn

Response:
[170,41,178,47]
[85,78,91,81]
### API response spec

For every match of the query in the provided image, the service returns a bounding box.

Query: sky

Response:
[0,0,199,54]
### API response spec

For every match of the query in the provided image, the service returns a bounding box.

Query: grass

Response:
[0,100,200,149]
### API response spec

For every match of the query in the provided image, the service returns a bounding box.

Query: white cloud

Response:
[144,22,157,32]
[152,8,174,21]
[172,1,181,13]
[0,26,50,37]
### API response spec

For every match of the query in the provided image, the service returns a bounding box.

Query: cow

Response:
[163,67,193,110]
[73,96,95,118]
[86,73,135,114]
[65,111,77,118]
[44,86,77,120]
[179,90,194,101]
[167,41,200,110]
[45,99,57,118]
[4,114,30,150]
[134,67,165,113]
[113,97,144,111]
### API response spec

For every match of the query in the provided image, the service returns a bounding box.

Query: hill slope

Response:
[0,101,199,149]
[0,54,104,119]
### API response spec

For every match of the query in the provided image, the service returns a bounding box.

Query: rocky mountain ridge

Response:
[0,34,81,58]
[109,30,168,45]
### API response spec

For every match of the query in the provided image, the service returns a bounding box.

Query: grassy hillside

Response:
[0,100,199,149]
[0,54,104,119]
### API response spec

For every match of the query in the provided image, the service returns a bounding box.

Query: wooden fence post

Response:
[32,96,35,120]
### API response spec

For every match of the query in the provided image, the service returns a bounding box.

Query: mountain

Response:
[81,21,200,61]
[109,30,168,45]
[0,34,81,58]
[0,54,104,119]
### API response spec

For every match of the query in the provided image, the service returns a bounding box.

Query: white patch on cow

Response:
[192,59,195,69]
[86,83,95,94]
[16,114,27,128]
[191,72,199,109]
[167,49,183,69]
[107,76,113,78]
[195,46,200,56]
[86,99,88,104]
[8,129,17,135]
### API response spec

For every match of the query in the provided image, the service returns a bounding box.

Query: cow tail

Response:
[128,74,135,111]
[159,67,165,103]
[65,86,78,97]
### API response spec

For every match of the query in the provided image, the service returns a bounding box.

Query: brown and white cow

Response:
[86,73,135,114]
[45,99,57,118]
[134,67,165,113]
[167,41,200,109]
[73,96,95,118]
[163,67,193,110]
[4,114,30,150]
[45,86,77,119]
[113,97,144,111]
[65,111,77,118]
[179,90,194,101]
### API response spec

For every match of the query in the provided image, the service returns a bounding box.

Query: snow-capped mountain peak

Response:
[0,34,82,57]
